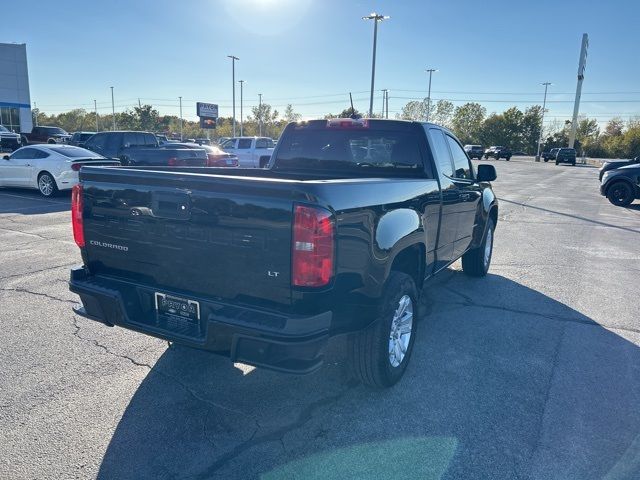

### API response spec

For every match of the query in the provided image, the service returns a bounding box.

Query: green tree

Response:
[451,103,486,145]
[430,100,454,128]
[283,104,301,123]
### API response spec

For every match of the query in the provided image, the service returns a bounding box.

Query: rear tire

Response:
[462,218,495,277]
[505,156,511,161]
[37,171,58,197]
[349,272,419,388]
[606,181,634,207]
[543,158,549,162]
[555,160,560,165]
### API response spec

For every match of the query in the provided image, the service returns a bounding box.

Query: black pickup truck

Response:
[82,131,208,166]
[69,118,498,387]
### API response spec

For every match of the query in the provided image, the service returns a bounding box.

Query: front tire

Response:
[47,138,56,144]
[37,171,58,197]
[606,181,634,207]
[544,158,549,162]
[462,218,495,277]
[349,272,419,388]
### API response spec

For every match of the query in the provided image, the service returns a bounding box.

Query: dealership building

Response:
[0,42,32,134]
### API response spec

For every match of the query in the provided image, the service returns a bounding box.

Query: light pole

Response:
[94,99,98,131]
[258,93,263,136]
[227,55,239,137]
[179,96,183,141]
[239,80,245,136]
[385,89,389,119]
[110,86,116,130]
[363,12,389,118]
[535,82,552,162]
[425,68,437,122]
[381,89,387,117]
[33,101,38,126]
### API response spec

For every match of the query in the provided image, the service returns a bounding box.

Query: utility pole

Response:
[110,86,116,130]
[385,90,389,119]
[258,93,263,136]
[227,55,239,137]
[381,89,387,117]
[363,13,389,118]
[239,80,244,136]
[535,82,552,162]
[568,33,589,149]
[179,96,183,141]
[425,68,437,122]
[94,99,99,131]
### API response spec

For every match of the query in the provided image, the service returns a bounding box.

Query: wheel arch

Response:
[389,243,426,290]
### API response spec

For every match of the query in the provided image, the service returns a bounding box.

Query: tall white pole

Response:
[94,99,98,131]
[385,90,389,119]
[110,86,116,130]
[535,82,552,162]
[363,13,388,118]
[568,33,589,149]
[239,80,244,136]
[33,101,38,127]
[258,93,263,136]
[426,69,436,122]
[228,55,239,137]
[179,96,183,141]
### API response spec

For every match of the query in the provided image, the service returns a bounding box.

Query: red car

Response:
[169,143,239,167]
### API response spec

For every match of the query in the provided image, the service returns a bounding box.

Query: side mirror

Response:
[477,164,497,182]
[3,155,10,160]
[634,156,639,163]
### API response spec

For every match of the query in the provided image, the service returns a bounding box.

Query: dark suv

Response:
[484,146,512,161]
[555,148,576,166]
[464,145,484,160]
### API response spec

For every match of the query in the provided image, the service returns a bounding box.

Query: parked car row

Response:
[0,145,120,196]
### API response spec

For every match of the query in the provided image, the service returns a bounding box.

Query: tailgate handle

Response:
[151,192,192,220]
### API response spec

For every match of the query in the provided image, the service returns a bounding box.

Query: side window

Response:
[428,128,454,177]
[446,135,473,180]
[144,133,157,146]
[105,134,122,154]
[255,138,267,149]
[237,139,252,149]
[10,148,36,159]
[124,132,141,147]
[87,133,106,151]
[35,150,50,159]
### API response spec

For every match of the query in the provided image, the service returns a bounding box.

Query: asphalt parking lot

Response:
[1,158,639,479]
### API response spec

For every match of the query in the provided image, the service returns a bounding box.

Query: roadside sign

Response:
[197,102,218,119]
[200,117,217,129]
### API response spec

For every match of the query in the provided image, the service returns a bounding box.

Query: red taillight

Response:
[292,205,334,287]
[71,184,85,248]
[167,157,178,166]
[71,163,82,171]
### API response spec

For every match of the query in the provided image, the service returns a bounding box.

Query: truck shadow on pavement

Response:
[97,270,640,480]
[0,188,70,215]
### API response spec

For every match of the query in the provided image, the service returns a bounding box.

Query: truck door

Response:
[235,138,253,167]
[444,134,482,258]
[426,128,458,271]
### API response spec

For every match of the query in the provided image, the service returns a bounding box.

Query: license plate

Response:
[155,293,200,322]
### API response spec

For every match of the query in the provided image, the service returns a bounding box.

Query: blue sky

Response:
[4,0,639,126]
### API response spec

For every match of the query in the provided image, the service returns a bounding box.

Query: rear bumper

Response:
[69,266,331,374]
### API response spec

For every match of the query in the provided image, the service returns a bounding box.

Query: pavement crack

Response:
[193,380,359,478]
[442,287,640,334]
[0,286,77,304]
[0,262,77,281]
[523,324,566,477]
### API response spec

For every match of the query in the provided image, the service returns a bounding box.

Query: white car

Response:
[0,144,120,197]
[221,137,275,168]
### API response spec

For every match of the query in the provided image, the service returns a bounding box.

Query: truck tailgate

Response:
[80,167,294,306]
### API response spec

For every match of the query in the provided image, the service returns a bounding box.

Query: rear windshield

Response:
[47,146,103,158]
[274,123,424,175]
[559,148,575,153]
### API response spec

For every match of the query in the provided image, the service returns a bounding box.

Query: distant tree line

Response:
[32,100,639,158]
[397,99,639,158]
